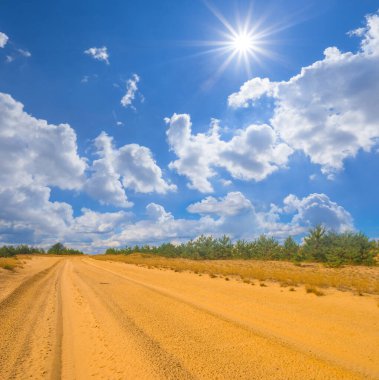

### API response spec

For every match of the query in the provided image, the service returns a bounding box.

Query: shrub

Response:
[48,243,83,255]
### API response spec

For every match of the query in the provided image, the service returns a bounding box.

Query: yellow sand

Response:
[0,256,378,379]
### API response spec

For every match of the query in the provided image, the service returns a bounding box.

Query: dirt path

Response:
[0,257,378,379]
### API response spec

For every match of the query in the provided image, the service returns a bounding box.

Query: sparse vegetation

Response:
[103,226,378,266]
[0,242,84,257]
[305,285,325,296]
[94,253,379,295]
[0,257,22,271]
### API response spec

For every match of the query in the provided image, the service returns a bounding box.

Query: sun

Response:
[182,1,286,87]
[192,3,274,78]
[231,32,255,54]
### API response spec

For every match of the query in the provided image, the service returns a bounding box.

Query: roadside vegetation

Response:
[95,226,379,295]
[0,242,84,258]
[104,226,378,267]
[0,256,23,271]
[94,253,379,295]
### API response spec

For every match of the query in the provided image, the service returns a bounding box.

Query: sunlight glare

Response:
[232,32,254,53]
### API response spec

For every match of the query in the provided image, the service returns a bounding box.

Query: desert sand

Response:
[0,256,378,379]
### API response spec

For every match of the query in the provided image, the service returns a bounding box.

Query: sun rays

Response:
[187,1,282,87]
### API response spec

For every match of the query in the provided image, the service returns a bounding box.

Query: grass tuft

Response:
[0,257,23,271]
[305,285,325,296]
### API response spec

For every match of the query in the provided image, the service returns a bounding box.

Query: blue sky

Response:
[0,0,378,251]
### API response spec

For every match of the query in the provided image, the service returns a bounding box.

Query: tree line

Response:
[0,242,84,257]
[105,226,378,266]
[1,227,378,266]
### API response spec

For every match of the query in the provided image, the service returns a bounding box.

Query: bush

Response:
[48,243,83,255]
[0,245,45,257]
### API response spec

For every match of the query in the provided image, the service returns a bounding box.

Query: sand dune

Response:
[0,256,378,379]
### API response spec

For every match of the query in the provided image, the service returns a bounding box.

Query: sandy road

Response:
[0,257,378,379]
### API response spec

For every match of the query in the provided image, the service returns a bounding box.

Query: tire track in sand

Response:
[51,261,64,380]
[78,259,364,380]
[70,260,195,379]
[0,260,64,379]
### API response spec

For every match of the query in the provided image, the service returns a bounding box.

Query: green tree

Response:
[215,235,233,259]
[48,242,66,254]
[283,236,299,260]
[303,225,327,261]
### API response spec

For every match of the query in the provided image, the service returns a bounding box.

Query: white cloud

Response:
[309,174,317,181]
[17,49,31,57]
[100,204,213,247]
[85,133,132,208]
[79,193,258,248]
[0,93,86,191]
[99,191,354,248]
[220,179,232,186]
[0,92,180,249]
[117,143,176,193]
[0,93,172,250]
[0,32,8,48]
[228,77,277,108]
[347,27,366,38]
[146,203,173,223]
[165,114,292,193]
[0,92,88,245]
[0,192,133,252]
[187,192,253,216]
[73,208,131,235]
[81,75,89,83]
[360,11,379,55]
[228,11,379,178]
[121,74,140,108]
[0,185,74,245]
[84,46,109,64]
[85,132,176,207]
[283,193,354,233]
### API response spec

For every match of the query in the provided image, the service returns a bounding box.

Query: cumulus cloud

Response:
[0,32,8,48]
[359,11,379,55]
[228,77,277,108]
[0,92,89,245]
[73,208,131,234]
[228,11,379,178]
[0,92,180,248]
[99,204,213,247]
[165,113,292,192]
[66,193,256,249]
[0,185,74,245]
[84,46,109,64]
[121,74,140,108]
[85,132,176,207]
[0,93,86,190]
[98,191,354,248]
[283,193,354,232]
[187,192,253,216]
